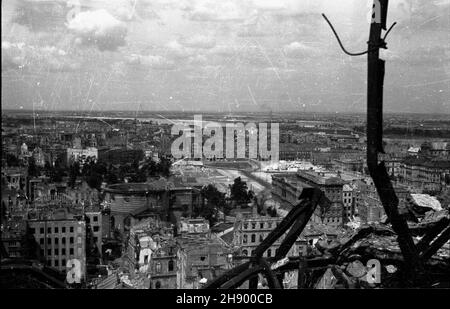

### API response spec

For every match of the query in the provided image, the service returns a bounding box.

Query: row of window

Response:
[8,251,20,257]
[42,248,75,256]
[39,237,77,245]
[47,259,67,268]
[242,233,266,244]
[46,258,81,268]
[243,221,278,230]
[32,225,100,235]
[38,236,97,246]
[324,217,342,223]
[153,260,175,273]
[242,248,275,257]
[32,226,75,234]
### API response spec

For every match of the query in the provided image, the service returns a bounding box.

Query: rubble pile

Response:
[206,189,448,290]
[305,210,450,288]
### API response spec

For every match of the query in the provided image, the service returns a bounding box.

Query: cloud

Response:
[391,0,450,31]
[380,49,401,61]
[46,57,81,72]
[252,0,322,17]
[67,9,127,51]
[404,45,450,65]
[253,0,287,11]
[283,41,318,58]
[237,27,272,37]
[126,53,175,70]
[210,45,237,57]
[237,14,273,37]
[166,40,195,59]
[12,0,68,31]
[179,35,216,49]
[83,0,140,21]
[188,54,208,65]
[237,45,286,67]
[1,40,80,72]
[187,1,249,22]
[141,55,175,70]
[2,0,448,114]
[70,0,160,22]
[2,41,27,70]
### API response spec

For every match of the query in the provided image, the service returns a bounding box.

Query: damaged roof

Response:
[410,194,442,212]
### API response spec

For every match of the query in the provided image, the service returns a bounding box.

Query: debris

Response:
[271,257,289,270]
[346,260,366,278]
[410,194,442,212]
[386,265,397,273]
[314,268,337,289]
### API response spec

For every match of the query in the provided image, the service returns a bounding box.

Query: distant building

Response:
[125,217,219,289]
[169,184,201,224]
[342,184,354,219]
[233,215,299,259]
[1,234,23,258]
[104,181,172,235]
[272,170,346,227]
[231,210,344,288]
[2,167,27,191]
[127,218,162,275]
[1,218,27,259]
[354,181,410,224]
[148,242,179,289]
[104,130,128,148]
[98,148,144,165]
[1,185,28,217]
[332,158,364,173]
[420,142,450,159]
[399,157,450,193]
[19,143,31,163]
[279,143,315,161]
[66,147,98,167]
[32,147,46,167]
[177,218,210,237]
[271,173,309,215]
[177,236,230,289]
[28,210,87,282]
[310,148,364,166]
[30,180,98,209]
[85,209,102,256]
[352,180,370,219]
[358,195,384,224]
[407,147,420,157]
[384,157,402,177]
[104,179,201,235]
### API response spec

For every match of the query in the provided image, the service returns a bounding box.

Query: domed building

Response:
[104,179,173,234]
[20,143,28,155]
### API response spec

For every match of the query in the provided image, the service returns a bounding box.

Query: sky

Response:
[2,0,449,114]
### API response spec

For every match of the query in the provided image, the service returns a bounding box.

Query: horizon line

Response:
[2,108,450,116]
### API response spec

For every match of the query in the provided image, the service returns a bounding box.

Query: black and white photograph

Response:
[1,0,449,296]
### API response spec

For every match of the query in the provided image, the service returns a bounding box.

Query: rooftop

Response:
[297,170,346,186]
[105,179,172,193]
[402,156,450,169]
